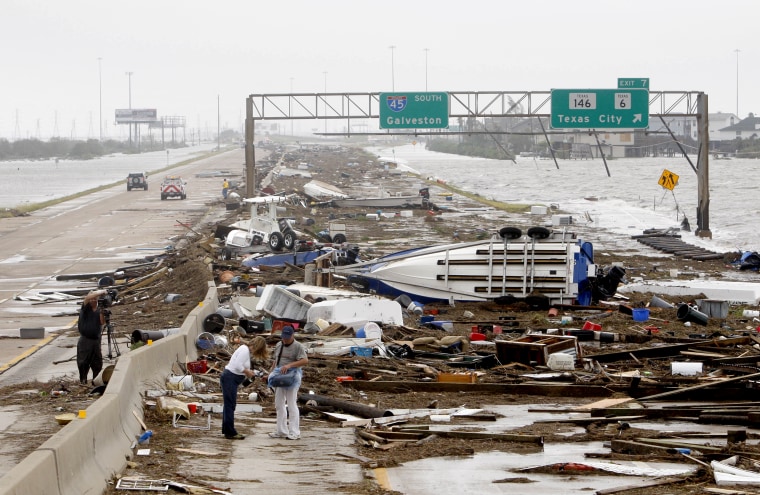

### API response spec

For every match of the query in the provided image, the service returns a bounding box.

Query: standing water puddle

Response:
[378,402,752,494]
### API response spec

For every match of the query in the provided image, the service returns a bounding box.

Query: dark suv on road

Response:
[127,172,148,191]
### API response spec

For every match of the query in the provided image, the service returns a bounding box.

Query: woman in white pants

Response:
[266,326,308,440]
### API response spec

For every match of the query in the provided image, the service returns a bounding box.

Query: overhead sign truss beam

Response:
[248,91,704,121]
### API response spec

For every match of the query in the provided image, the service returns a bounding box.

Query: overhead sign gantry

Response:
[244,89,710,237]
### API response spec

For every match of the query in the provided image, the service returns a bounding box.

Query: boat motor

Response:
[592,265,626,301]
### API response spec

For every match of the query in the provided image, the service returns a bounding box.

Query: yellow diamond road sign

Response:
[658,169,679,190]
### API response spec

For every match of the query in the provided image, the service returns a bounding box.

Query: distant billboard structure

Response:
[149,116,187,145]
[115,109,158,123]
[115,109,159,149]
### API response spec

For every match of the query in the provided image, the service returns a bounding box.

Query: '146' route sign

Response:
[379,92,449,129]
[550,88,649,129]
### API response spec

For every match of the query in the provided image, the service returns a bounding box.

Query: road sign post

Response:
[379,92,449,129]
[550,89,649,129]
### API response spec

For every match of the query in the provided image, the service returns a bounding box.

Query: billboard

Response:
[115,109,158,123]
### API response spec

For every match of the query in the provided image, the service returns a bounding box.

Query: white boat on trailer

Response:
[332,226,624,306]
[332,194,425,208]
[303,180,349,201]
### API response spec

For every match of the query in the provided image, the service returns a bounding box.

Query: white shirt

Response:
[224,344,251,376]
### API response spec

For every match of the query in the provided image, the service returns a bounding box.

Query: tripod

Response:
[101,309,121,359]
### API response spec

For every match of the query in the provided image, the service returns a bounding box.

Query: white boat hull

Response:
[332,196,424,208]
[335,232,596,305]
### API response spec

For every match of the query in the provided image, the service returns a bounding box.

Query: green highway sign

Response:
[618,78,650,89]
[550,88,649,129]
[379,92,449,129]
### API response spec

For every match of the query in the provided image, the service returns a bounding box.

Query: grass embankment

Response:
[419,175,531,214]
[0,148,228,219]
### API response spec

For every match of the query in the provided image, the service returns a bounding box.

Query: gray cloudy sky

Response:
[2,0,756,140]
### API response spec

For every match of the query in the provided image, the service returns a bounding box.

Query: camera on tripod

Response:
[97,289,119,309]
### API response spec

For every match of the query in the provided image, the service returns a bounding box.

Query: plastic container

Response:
[394,294,413,308]
[138,430,153,445]
[469,332,486,341]
[582,321,602,331]
[186,360,208,374]
[168,375,193,391]
[407,301,424,315]
[350,346,373,357]
[547,353,575,371]
[650,295,674,309]
[677,304,709,326]
[363,322,382,339]
[632,308,650,322]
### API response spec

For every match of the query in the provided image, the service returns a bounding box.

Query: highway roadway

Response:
[0,147,247,373]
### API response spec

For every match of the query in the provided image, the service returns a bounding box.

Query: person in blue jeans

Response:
[220,336,268,440]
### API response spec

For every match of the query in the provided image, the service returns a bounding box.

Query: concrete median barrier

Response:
[0,282,218,495]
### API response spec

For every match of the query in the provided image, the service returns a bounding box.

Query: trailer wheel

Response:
[332,233,347,244]
[283,231,296,250]
[269,232,284,251]
[499,227,522,240]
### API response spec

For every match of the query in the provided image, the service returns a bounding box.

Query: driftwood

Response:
[298,393,391,418]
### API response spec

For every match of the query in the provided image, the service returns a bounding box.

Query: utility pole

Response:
[98,57,102,141]
[734,49,740,117]
[125,71,133,146]
[424,48,429,91]
[389,45,396,91]
[323,71,327,136]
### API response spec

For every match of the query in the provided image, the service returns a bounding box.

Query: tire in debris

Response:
[332,233,347,244]
[269,232,284,251]
[527,226,551,239]
[499,227,522,240]
[203,313,225,333]
[283,231,296,250]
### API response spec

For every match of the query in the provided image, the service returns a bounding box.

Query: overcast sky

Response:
[2,0,757,141]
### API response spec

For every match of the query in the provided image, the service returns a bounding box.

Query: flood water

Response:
[382,401,755,494]
[369,144,760,255]
[0,143,218,209]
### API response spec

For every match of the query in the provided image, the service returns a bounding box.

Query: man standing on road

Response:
[222,179,229,199]
[77,291,105,384]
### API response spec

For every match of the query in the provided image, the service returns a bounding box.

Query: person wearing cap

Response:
[220,336,268,440]
[266,325,308,440]
[76,290,106,385]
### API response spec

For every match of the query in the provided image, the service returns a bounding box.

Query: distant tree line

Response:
[0,138,186,161]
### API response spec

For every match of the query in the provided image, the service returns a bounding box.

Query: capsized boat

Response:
[333,185,429,208]
[331,226,625,305]
[332,193,426,208]
[303,180,348,201]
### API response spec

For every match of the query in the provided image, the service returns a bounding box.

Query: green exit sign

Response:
[618,78,650,89]
[550,88,649,129]
[379,92,449,129]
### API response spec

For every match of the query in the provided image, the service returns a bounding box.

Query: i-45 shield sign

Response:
[379,92,449,129]
[386,95,407,112]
